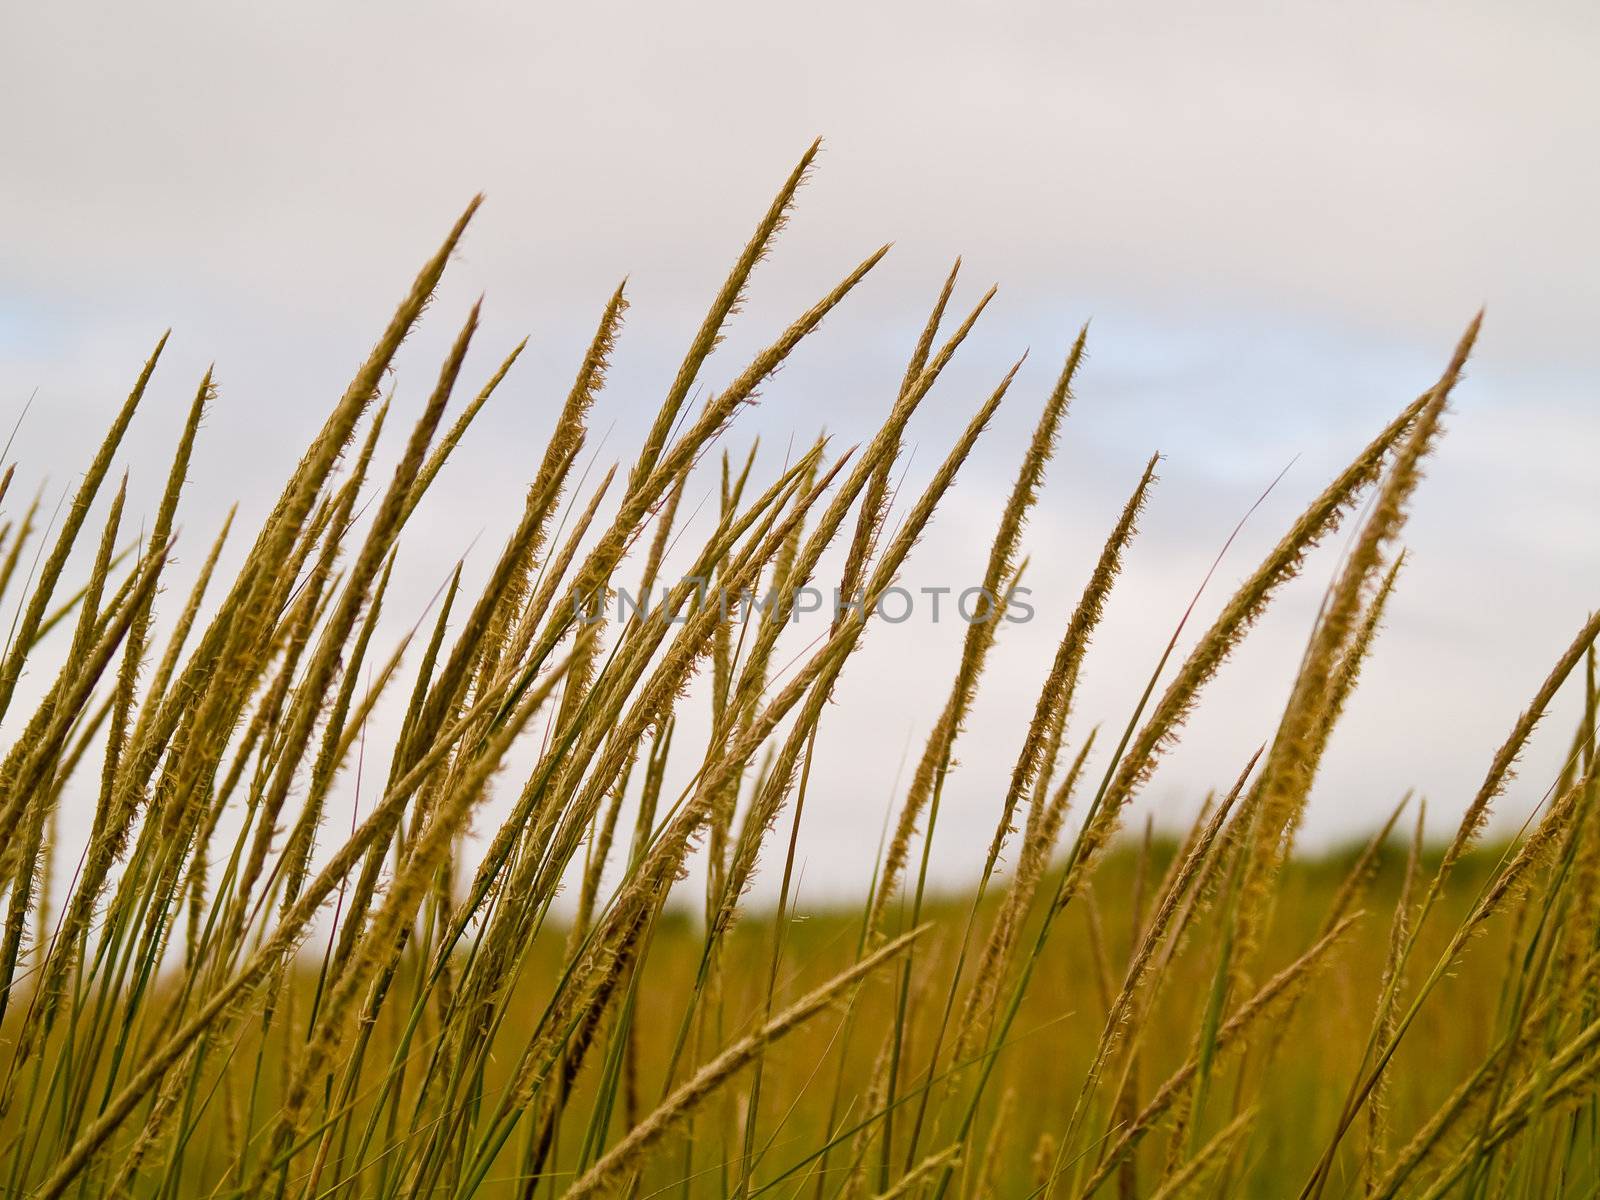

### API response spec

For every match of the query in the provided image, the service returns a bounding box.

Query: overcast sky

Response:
[4,1,1599,895]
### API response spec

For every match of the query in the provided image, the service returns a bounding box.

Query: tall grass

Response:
[1,148,1597,1198]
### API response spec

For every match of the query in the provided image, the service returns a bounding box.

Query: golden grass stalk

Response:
[561,928,922,1200]
[1145,1108,1256,1200]
[868,329,1084,939]
[1073,912,1363,1198]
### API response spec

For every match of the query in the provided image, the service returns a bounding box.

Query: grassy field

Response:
[2,146,1599,1199]
[433,845,1525,1200]
[555,846,1520,1199]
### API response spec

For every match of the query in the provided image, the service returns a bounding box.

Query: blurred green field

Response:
[522,844,1525,1198]
[48,842,1532,1199]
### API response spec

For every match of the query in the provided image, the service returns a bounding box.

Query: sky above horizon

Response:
[4,1,1599,897]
